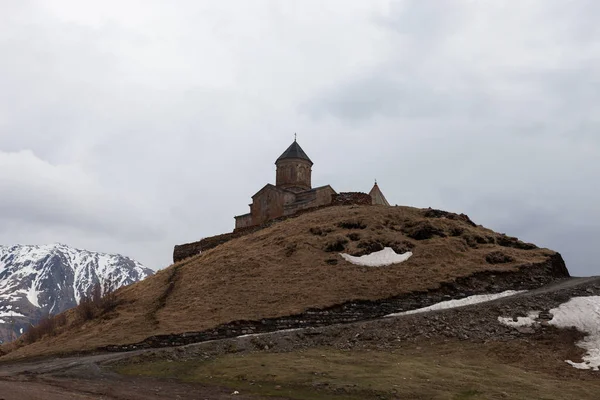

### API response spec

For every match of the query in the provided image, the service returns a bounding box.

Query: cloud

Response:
[300,0,600,276]
[0,150,163,239]
[0,0,598,277]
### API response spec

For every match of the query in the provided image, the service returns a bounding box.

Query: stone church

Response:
[234,139,390,230]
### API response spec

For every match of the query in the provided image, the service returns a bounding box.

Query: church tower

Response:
[275,139,313,192]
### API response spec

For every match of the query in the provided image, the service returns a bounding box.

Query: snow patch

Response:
[497,311,540,327]
[498,296,600,371]
[27,284,40,308]
[0,311,25,318]
[548,296,600,370]
[340,247,412,267]
[387,290,526,317]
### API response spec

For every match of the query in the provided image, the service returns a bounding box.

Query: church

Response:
[234,139,390,231]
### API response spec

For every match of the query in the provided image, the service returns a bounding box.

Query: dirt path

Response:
[0,377,279,400]
[0,352,138,377]
[0,363,286,400]
[0,379,103,400]
[509,276,600,296]
[0,351,284,399]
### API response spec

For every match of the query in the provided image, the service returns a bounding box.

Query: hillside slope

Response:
[0,243,153,343]
[2,205,568,357]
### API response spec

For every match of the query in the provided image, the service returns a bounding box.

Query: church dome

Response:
[275,140,313,165]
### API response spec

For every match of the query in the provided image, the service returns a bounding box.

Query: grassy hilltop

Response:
[2,205,562,358]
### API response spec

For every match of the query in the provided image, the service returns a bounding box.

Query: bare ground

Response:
[0,376,282,399]
[0,352,284,399]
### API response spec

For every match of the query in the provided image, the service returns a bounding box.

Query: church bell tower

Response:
[275,139,313,192]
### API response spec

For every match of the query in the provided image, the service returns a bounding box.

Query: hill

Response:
[0,205,567,358]
[0,243,153,344]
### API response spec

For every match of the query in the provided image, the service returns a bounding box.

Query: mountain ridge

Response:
[0,243,153,343]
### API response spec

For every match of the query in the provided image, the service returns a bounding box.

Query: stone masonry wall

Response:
[234,213,253,230]
[251,186,296,226]
[331,192,372,206]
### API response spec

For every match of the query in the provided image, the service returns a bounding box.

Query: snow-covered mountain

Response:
[0,243,153,343]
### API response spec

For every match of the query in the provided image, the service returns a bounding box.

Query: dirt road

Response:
[0,377,274,400]
[0,350,282,399]
[0,358,282,400]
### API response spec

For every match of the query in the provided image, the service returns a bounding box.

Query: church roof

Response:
[276,140,313,165]
[369,183,390,206]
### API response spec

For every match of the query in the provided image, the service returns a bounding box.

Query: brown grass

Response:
[2,205,555,359]
[10,280,121,349]
[76,279,120,322]
[22,313,67,344]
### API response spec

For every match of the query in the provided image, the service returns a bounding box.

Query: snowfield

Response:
[0,243,152,310]
[340,247,412,267]
[499,296,600,371]
[386,290,526,317]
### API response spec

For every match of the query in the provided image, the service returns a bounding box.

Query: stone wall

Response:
[251,186,296,226]
[105,253,569,351]
[276,159,312,191]
[234,213,253,230]
[283,186,336,216]
[331,192,372,206]
[173,229,261,263]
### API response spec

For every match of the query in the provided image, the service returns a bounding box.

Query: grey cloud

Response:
[303,74,493,121]
[377,0,467,39]
[0,150,164,240]
[0,0,598,277]
[300,1,600,278]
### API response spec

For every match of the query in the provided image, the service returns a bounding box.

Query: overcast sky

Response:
[1,1,598,276]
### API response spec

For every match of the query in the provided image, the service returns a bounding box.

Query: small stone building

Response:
[234,140,390,230]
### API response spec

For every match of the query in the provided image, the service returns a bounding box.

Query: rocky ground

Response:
[1,275,599,399]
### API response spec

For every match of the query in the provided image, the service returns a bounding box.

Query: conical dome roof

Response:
[369,183,390,206]
[276,140,313,165]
